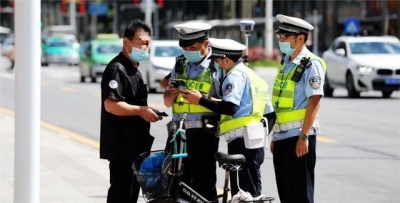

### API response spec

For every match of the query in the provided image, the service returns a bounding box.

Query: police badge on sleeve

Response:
[309,76,321,89]
[224,83,233,96]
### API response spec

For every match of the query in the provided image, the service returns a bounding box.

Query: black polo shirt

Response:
[100,52,154,161]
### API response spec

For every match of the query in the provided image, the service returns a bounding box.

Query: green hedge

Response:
[248,60,280,68]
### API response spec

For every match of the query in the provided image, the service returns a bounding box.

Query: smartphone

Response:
[156,112,169,117]
[170,79,188,91]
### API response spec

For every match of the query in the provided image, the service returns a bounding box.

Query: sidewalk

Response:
[0,112,146,203]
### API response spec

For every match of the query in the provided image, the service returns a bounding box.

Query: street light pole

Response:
[265,0,273,57]
[69,0,76,29]
[14,0,41,202]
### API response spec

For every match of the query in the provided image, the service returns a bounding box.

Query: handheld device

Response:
[156,112,169,117]
[170,79,188,91]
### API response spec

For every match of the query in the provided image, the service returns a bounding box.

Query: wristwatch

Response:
[300,133,309,140]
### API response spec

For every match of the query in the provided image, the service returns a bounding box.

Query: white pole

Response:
[69,0,76,28]
[145,0,152,27]
[312,9,319,55]
[14,0,41,202]
[245,34,249,56]
[265,0,273,57]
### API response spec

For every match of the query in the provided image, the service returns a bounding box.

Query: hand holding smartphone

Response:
[169,79,188,91]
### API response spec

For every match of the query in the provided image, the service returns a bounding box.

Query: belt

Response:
[222,128,245,142]
[272,118,320,133]
[273,121,303,132]
[170,120,207,130]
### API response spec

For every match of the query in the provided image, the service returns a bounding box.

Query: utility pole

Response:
[145,0,152,27]
[113,1,118,34]
[69,0,76,28]
[312,9,319,55]
[265,0,273,57]
[381,0,389,35]
[14,0,41,202]
[397,1,400,38]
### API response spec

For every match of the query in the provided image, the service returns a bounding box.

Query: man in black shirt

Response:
[100,19,161,203]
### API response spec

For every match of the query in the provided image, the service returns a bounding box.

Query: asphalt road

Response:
[1,57,399,202]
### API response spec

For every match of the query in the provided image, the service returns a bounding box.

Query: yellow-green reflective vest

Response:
[219,63,269,134]
[271,53,327,124]
[172,60,214,114]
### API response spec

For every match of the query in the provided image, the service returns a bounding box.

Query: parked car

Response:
[43,35,80,66]
[79,34,122,83]
[140,40,182,92]
[322,36,400,98]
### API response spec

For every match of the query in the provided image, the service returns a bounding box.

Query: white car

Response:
[322,36,400,98]
[140,40,182,93]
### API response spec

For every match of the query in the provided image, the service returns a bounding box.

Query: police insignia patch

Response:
[309,76,321,89]
[224,83,233,96]
[109,80,118,89]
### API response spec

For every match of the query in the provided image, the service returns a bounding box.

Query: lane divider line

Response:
[317,136,338,143]
[59,86,78,93]
[0,107,99,149]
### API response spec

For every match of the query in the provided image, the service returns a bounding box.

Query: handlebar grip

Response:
[180,113,188,121]
[172,153,188,159]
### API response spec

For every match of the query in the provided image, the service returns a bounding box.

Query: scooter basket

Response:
[133,150,171,200]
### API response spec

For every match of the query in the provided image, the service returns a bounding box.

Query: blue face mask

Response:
[278,42,295,55]
[183,50,203,62]
[129,47,149,62]
[214,61,222,75]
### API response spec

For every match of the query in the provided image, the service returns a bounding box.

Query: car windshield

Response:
[95,44,122,54]
[154,46,182,57]
[47,40,72,47]
[349,42,400,54]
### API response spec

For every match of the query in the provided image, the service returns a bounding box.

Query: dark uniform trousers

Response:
[273,135,316,203]
[107,156,139,203]
[228,138,265,197]
[166,128,219,201]
[107,145,152,203]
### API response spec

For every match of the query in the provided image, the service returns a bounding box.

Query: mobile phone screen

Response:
[170,79,187,90]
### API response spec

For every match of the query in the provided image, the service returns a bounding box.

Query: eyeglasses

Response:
[276,33,297,39]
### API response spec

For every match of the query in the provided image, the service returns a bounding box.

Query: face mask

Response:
[278,42,295,55]
[183,50,203,62]
[214,61,222,75]
[129,47,149,62]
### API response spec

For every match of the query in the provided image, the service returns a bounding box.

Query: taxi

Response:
[42,34,80,66]
[79,34,122,83]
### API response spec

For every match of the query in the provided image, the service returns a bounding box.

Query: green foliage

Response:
[248,60,280,68]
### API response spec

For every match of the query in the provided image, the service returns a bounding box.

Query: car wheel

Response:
[147,71,156,93]
[91,77,97,83]
[80,76,85,83]
[41,62,48,67]
[382,91,393,98]
[323,74,334,97]
[346,72,360,98]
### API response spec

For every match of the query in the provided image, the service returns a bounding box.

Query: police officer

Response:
[270,14,327,203]
[163,22,220,200]
[100,19,161,203]
[182,38,276,197]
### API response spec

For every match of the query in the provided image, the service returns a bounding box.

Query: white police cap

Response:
[173,22,212,47]
[275,14,314,34]
[209,38,246,58]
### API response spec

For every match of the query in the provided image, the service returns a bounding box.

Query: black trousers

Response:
[166,128,219,201]
[273,135,316,203]
[107,156,140,203]
[228,138,265,197]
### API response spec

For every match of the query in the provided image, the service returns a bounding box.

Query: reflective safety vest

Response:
[172,60,215,114]
[271,52,327,124]
[219,63,269,134]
